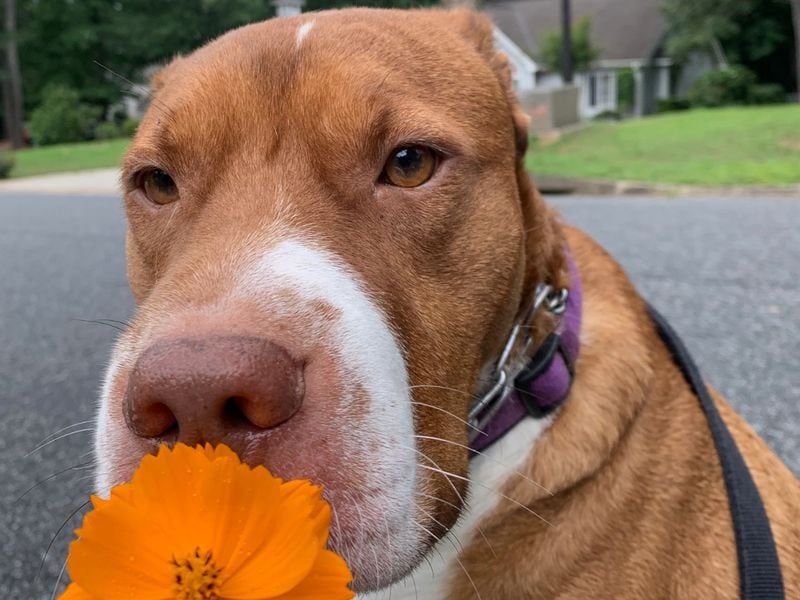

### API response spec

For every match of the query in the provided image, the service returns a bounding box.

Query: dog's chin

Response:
[331,528,431,593]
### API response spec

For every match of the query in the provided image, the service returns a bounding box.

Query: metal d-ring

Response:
[468,282,566,434]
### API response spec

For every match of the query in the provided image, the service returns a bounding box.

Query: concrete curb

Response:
[535,175,800,198]
[0,168,121,196]
[2,168,798,199]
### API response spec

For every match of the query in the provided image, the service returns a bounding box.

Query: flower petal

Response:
[67,444,354,600]
[272,550,355,600]
[58,583,95,599]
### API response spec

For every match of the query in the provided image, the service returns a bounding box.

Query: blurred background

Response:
[0,0,798,598]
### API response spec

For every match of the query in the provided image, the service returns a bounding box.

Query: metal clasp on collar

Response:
[468,283,568,438]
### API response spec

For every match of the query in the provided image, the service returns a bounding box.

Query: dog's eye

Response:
[382,146,437,188]
[141,169,179,205]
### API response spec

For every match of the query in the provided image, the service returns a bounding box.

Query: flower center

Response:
[171,547,223,600]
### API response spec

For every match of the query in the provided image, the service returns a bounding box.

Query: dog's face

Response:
[96,8,544,591]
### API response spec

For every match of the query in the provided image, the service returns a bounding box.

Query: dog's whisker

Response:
[417,464,553,527]
[405,445,494,564]
[36,499,91,585]
[403,444,468,510]
[26,428,95,457]
[31,420,95,451]
[329,495,344,550]
[409,384,478,400]
[412,520,483,600]
[416,490,460,511]
[50,554,68,600]
[416,505,465,556]
[17,460,94,502]
[409,400,486,436]
[72,318,127,333]
[414,434,553,496]
[93,60,174,117]
[380,504,396,600]
[415,491,497,559]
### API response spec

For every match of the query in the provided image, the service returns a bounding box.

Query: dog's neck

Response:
[362,225,657,599]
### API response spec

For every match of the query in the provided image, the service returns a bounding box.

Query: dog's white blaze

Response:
[94,349,134,496]
[239,238,421,579]
[295,20,314,48]
[360,416,553,600]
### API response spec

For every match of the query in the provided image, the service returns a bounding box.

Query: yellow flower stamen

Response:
[172,547,223,600]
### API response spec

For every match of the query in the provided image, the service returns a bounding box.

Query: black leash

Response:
[647,305,785,600]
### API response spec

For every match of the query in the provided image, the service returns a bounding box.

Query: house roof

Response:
[482,0,668,64]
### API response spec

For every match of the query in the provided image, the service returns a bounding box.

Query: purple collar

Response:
[469,250,582,453]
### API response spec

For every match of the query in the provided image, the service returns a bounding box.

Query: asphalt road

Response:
[1,193,798,598]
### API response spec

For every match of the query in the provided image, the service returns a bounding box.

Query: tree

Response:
[792,0,800,100]
[3,0,24,148]
[15,0,436,121]
[17,0,277,115]
[539,17,600,75]
[663,0,795,95]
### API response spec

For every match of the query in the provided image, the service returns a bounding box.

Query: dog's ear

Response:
[448,9,531,158]
[448,8,568,294]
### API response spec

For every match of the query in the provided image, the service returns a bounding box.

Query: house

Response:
[484,0,688,119]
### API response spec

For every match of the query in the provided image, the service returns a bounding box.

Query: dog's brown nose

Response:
[123,336,304,445]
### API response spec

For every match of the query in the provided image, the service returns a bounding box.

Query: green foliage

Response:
[687,66,785,107]
[748,83,786,105]
[18,0,276,113]
[616,68,635,114]
[28,85,103,146]
[539,17,601,74]
[122,118,140,137]
[592,110,622,121]
[0,152,15,179]
[17,0,438,118]
[657,98,691,113]
[94,121,124,140]
[663,0,794,93]
[305,0,434,8]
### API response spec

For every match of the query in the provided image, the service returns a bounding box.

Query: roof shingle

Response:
[483,0,668,63]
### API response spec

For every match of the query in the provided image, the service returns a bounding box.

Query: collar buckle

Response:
[468,283,568,438]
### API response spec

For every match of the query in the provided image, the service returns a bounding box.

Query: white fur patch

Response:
[360,416,553,599]
[94,348,135,497]
[295,20,314,48]
[237,238,422,586]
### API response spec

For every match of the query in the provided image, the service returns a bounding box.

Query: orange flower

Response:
[60,444,354,600]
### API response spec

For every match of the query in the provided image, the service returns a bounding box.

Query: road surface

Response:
[1,192,797,598]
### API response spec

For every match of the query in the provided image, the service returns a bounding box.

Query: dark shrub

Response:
[617,68,635,114]
[94,121,123,140]
[687,66,757,107]
[0,152,15,178]
[122,118,140,137]
[28,85,102,145]
[748,83,786,105]
[593,110,622,121]
[657,98,691,113]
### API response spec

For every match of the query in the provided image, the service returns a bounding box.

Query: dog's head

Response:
[97,8,562,591]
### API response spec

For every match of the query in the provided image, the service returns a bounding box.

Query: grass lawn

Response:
[10,138,129,178]
[527,105,800,186]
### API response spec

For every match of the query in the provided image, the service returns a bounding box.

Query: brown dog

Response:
[95,8,799,598]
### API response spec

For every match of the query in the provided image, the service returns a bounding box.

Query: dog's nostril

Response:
[222,397,255,428]
[125,400,178,440]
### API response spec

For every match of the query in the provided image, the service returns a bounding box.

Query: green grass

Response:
[526,105,800,186]
[9,138,129,178]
